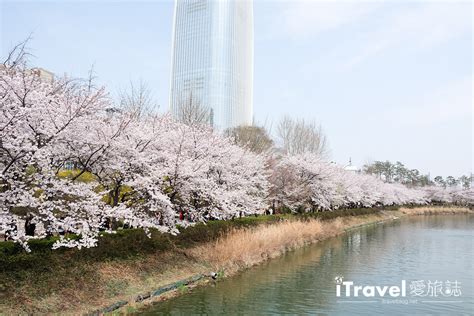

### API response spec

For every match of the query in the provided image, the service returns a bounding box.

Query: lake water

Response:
[141,215,473,315]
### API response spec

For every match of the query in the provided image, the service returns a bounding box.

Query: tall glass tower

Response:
[169,0,254,130]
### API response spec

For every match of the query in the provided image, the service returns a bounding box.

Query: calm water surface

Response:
[142,215,473,315]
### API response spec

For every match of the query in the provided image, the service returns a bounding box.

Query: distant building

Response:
[31,67,54,81]
[344,158,361,173]
[0,64,54,82]
[169,0,254,130]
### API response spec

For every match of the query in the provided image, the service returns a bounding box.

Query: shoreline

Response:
[106,206,473,315]
[1,206,472,315]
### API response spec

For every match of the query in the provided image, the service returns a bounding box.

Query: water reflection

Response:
[141,215,473,315]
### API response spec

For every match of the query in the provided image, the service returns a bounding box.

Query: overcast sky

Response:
[1,0,472,177]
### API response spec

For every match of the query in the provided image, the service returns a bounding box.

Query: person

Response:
[24,214,36,236]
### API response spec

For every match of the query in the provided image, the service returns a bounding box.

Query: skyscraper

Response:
[169,0,254,130]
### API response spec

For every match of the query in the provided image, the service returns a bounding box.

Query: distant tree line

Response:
[363,161,471,189]
[433,175,471,189]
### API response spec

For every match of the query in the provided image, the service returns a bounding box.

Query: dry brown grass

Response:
[399,206,473,215]
[188,215,386,274]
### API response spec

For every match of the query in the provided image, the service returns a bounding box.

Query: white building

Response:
[169,0,254,130]
[31,67,54,81]
[0,65,54,81]
[344,158,361,173]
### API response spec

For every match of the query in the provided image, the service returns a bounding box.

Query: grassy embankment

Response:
[0,205,472,314]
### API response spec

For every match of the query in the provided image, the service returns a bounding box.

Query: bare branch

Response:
[2,35,34,68]
[174,91,211,126]
[118,80,157,118]
[276,115,329,157]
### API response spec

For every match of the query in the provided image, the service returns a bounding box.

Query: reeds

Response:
[399,206,473,215]
[190,218,346,272]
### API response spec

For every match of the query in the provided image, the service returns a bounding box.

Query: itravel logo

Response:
[336,279,407,297]
[334,276,462,298]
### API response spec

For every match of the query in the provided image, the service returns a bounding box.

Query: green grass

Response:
[57,169,96,182]
[177,284,188,294]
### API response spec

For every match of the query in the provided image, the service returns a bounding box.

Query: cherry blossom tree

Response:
[268,153,429,212]
[0,52,110,249]
[139,120,268,221]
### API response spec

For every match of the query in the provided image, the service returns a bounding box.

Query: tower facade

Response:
[169,0,254,130]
